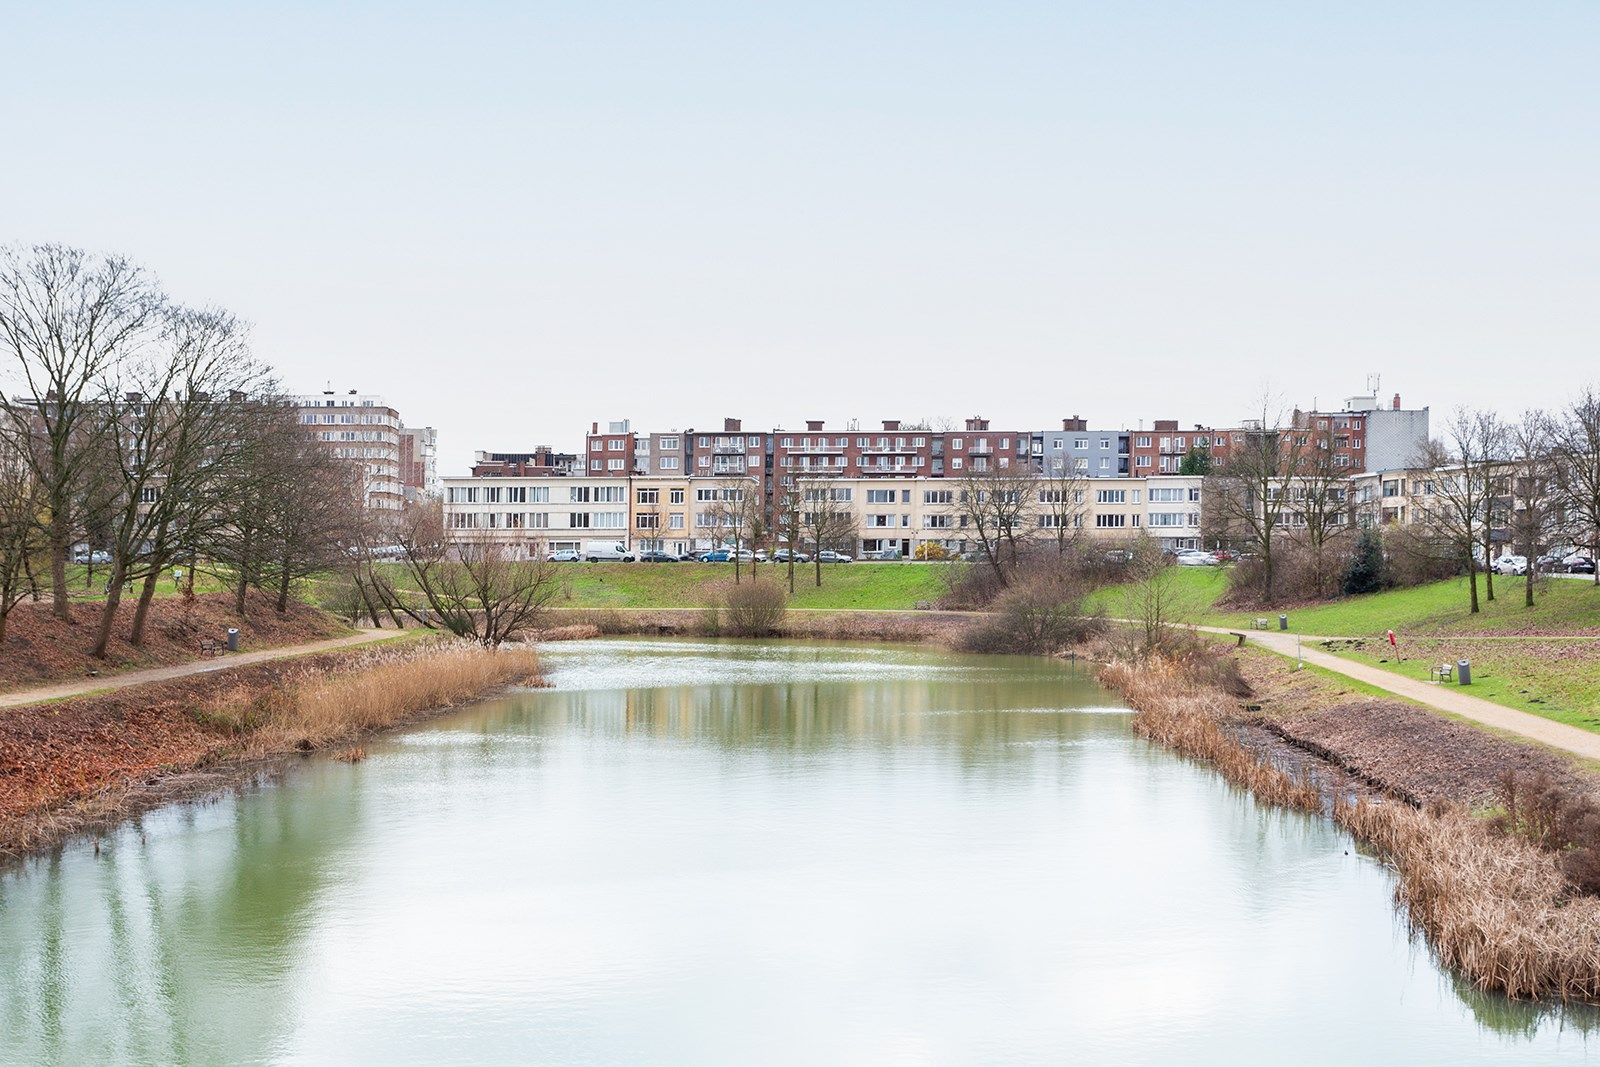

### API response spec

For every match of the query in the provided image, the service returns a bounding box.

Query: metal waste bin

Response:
[1457,659,1471,686]
[226,627,240,653]
[1279,614,1289,631]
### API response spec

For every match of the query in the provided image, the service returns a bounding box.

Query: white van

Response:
[583,541,635,562]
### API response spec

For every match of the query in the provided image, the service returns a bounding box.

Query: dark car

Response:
[701,549,732,563]
[638,550,678,563]
[1569,557,1597,575]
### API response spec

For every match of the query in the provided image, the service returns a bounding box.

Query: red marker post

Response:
[1386,629,1399,662]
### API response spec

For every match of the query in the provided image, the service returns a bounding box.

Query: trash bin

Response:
[226,627,240,653]
[1279,614,1289,631]
[1457,659,1471,686]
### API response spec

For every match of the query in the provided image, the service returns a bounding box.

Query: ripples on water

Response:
[0,636,1595,1065]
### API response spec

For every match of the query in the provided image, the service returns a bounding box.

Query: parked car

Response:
[1175,549,1218,567]
[1210,549,1235,563]
[548,549,582,563]
[700,549,732,562]
[1493,555,1528,575]
[1568,556,1597,575]
[1536,552,1568,571]
[72,549,112,565]
[772,548,810,563]
[816,549,853,563]
[1103,549,1135,565]
[753,550,769,562]
[583,541,635,562]
[638,550,678,563]
[864,548,903,561]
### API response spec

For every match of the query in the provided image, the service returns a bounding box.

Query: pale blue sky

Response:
[4,2,1596,472]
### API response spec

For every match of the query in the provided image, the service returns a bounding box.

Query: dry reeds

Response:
[204,641,546,757]
[1335,796,1600,1001]
[1100,652,1600,1003]
[1101,657,1320,811]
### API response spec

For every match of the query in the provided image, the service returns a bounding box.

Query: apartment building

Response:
[442,474,630,559]
[398,426,438,501]
[1034,418,1132,478]
[630,475,694,556]
[293,389,405,511]
[584,420,639,477]
[470,447,578,478]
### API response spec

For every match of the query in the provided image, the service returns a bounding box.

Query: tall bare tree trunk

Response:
[276,557,293,614]
[91,560,127,658]
[129,570,161,645]
[50,514,70,620]
[1467,556,1480,614]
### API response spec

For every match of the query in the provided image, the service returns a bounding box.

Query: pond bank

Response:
[0,639,544,860]
[1098,643,1600,1002]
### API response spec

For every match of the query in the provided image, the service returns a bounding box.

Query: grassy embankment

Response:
[1090,569,1600,734]
[0,591,352,695]
[0,637,544,858]
[344,560,953,612]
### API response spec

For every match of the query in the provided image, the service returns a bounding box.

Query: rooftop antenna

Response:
[1365,372,1381,396]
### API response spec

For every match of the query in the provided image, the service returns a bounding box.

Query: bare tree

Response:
[0,244,163,620]
[799,477,856,587]
[393,501,558,646]
[1553,387,1600,586]
[0,442,47,643]
[1206,397,1304,604]
[1286,424,1353,597]
[949,464,1035,585]
[1415,408,1504,614]
[1505,411,1560,607]
[704,475,761,582]
[771,480,804,594]
[1036,453,1087,555]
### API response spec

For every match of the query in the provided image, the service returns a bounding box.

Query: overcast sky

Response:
[4,3,1596,473]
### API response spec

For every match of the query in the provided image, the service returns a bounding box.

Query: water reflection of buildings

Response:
[520,667,1123,774]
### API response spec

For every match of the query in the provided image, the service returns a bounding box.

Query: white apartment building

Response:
[442,475,630,559]
[293,390,405,512]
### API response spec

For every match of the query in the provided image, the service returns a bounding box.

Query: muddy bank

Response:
[0,639,544,860]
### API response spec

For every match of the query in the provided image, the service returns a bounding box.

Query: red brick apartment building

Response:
[470,447,577,478]
[771,417,1031,482]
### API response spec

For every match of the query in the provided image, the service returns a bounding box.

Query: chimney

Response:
[1393,393,1401,410]
[964,416,989,431]
[1062,416,1086,432]
[590,421,598,434]
[1153,419,1178,432]
[807,420,824,431]
[882,419,901,431]
[724,417,741,432]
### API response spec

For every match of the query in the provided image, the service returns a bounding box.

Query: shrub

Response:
[1342,527,1387,595]
[956,577,1103,655]
[1491,771,1600,896]
[913,542,950,561]
[720,579,788,637]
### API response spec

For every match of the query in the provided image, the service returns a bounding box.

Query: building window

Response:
[637,488,659,504]
[1095,514,1127,528]
[1096,489,1126,504]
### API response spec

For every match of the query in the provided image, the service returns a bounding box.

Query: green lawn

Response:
[1198,575,1600,638]
[56,564,233,603]
[1321,636,1600,733]
[548,561,953,611]
[1082,566,1230,621]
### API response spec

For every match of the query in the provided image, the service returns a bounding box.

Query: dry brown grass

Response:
[1101,657,1320,811]
[1336,796,1600,1001]
[202,641,546,757]
[1101,651,1600,1002]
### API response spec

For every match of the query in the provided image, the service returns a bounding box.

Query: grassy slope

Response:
[1199,574,1600,638]
[546,561,952,611]
[1093,568,1600,732]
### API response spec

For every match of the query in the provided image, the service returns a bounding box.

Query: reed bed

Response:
[1101,653,1600,1003]
[204,641,546,758]
[1101,657,1321,811]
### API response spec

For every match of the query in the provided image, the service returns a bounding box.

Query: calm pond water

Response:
[0,638,1595,1064]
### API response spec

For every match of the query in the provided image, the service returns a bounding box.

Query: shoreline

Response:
[0,638,545,863]
[1096,640,1600,1004]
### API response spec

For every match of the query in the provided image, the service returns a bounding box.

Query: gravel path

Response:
[0,629,392,710]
